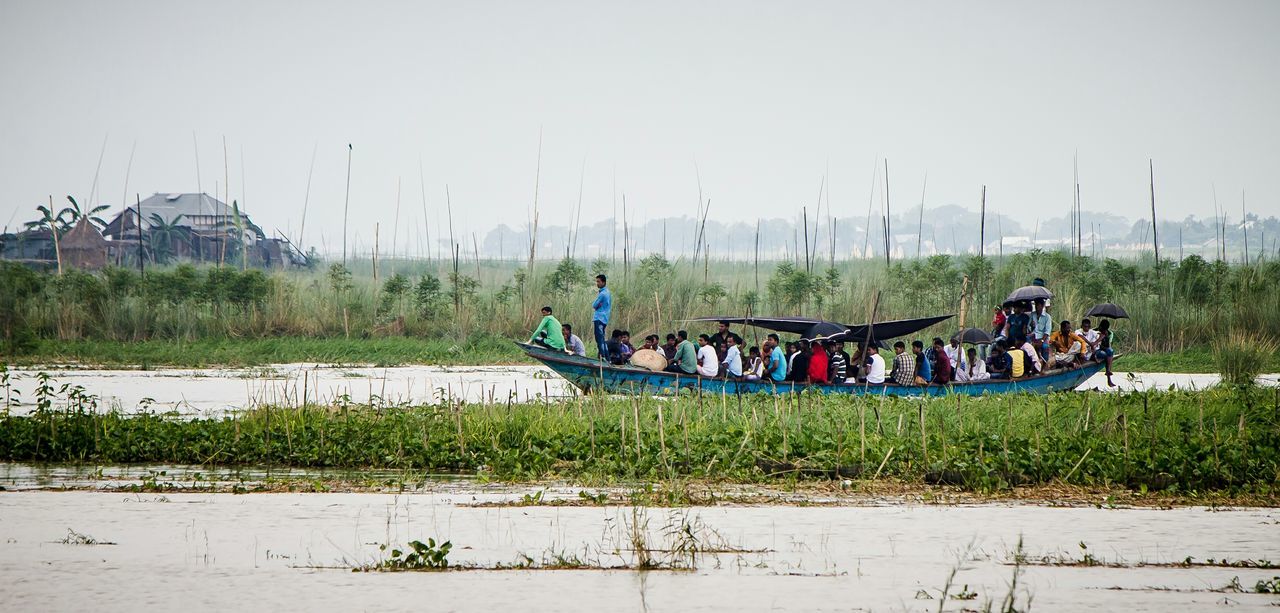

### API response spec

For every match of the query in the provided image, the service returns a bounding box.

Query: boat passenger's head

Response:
[595,274,607,288]
[541,306,553,315]
[893,341,906,355]
[697,334,710,346]
[911,340,924,354]
[1081,318,1092,331]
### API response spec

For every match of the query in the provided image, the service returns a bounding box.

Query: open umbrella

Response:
[951,327,995,345]
[802,321,849,342]
[1006,285,1053,303]
[1085,303,1129,319]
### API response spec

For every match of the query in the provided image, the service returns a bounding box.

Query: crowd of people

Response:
[530,275,1117,387]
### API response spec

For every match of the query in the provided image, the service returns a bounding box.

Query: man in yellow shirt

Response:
[1048,320,1088,368]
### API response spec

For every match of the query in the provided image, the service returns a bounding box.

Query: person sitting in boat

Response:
[1049,320,1087,368]
[607,330,635,365]
[529,306,566,351]
[640,334,661,352]
[743,345,764,381]
[955,346,990,382]
[1018,338,1043,374]
[662,333,679,361]
[991,306,1007,340]
[1096,319,1116,387]
[987,342,1011,379]
[562,323,587,357]
[1074,318,1100,360]
[721,335,744,379]
[1006,302,1032,347]
[695,334,718,377]
[1006,342,1028,378]
[807,340,831,384]
[666,330,698,375]
[708,320,744,350]
[944,337,963,370]
[764,334,788,383]
[788,339,812,382]
[890,341,917,386]
[930,338,952,384]
[784,341,799,377]
[864,344,886,384]
[829,341,851,384]
[911,340,932,385]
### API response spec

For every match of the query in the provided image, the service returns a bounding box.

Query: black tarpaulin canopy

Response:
[689,314,954,343]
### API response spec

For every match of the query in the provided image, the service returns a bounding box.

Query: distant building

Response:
[60,218,110,270]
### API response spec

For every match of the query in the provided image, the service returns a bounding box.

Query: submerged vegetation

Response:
[3,383,1277,499]
[2,252,1278,370]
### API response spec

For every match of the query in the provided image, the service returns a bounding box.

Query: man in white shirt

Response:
[562,324,587,357]
[721,336,743,378]
[944,337,963,370]
[695,334,719,377]
[864,345,886,384]
[1074,318,1100,360]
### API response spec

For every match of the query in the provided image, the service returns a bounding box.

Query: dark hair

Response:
[562,323,572,332]
[798,339,810,347]
[1081,318,1092,326]
[611,329,623,339]
[767,333,780,342]
[726,335,738,344]
[1060,320,1070,328]
[911,340,924,349]
[718,320,730,326]
[595,274,607,283]
[894,341,905,349]
[646,334,659,342]
[620,330,630,337]
[785,341,796,350]
[666,333,677,341]
[932,337,944,346]
[867,344,878,352]
[541,306,553,314]
[698,334,710,342]
[966,346,977,355]
[749,346,761,355]
[995,340,1008,350]
[677,330,688,340]
[1098,319,1111,331]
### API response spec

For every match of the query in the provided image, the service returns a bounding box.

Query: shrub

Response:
[1213,331,1279,386]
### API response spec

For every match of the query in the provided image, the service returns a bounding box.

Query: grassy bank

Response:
[17,335,527,368]
[7,336,1273,373]
[3,387,1277,498]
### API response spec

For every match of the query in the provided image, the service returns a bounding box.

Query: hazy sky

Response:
[3,0,1278,254]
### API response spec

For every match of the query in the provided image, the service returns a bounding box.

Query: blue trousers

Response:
[593,321,609,361]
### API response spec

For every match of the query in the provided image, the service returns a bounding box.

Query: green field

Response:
[3,386,1277,502]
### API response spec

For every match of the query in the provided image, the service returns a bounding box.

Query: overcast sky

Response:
[2,0,1278,254]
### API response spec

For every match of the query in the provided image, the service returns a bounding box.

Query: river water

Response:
[3,364,1277,416]
[0,475,1277,612]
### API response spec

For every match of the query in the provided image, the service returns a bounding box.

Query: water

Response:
[4,364,1276,417]
[1,480,1276,611]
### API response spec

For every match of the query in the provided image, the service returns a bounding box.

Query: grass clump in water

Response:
[1214,331,1280,387]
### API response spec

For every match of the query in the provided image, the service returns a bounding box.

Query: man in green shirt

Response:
[529,306,566,351]
[666,330,697,374]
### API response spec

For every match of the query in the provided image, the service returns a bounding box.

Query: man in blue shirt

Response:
[765,334,788,383]
[592,274,612,361]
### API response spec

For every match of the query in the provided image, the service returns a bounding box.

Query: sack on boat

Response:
[629,349,667,372]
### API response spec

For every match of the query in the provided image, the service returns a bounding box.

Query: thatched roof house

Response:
[61,218,109,270]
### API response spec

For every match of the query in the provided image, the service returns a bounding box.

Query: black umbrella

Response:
[802,321,850,341]
[1085,303,1129,319]
[1006,285,1053,303]
[951,327,994,345]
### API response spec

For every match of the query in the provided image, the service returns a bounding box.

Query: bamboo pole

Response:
[342,144,352,266]
[916,171,927,258]
[1149,159,1160,265]
[979,185,986,259]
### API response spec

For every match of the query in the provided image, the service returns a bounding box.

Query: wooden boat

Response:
[518,342,1108,397]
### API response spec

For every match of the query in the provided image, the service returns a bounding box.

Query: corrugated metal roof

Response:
[133,192,238,220]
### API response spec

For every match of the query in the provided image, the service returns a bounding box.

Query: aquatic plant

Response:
[1214,331,1279,386]
[2,382,1277,497]
[366,538,451,571]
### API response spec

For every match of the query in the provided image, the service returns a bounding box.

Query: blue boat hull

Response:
[518,343,1106,397]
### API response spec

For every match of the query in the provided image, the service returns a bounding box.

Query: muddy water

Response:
[2,365,1277,416]
[1,484,1277,612]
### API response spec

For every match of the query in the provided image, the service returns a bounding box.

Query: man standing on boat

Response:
[592,274,612,362]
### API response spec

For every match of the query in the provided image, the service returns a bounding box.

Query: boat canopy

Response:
[689,314,954,343]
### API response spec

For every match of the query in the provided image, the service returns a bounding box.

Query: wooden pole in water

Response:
[372,223,379,285]
[754,219,761,293]
[1149,159,1160,265]
[863,158,877,260]
[803,206,811,273]
[916,171,927,259]
[342,144,352,266]
[884,159,891,265]
[1242,189,1249,265]
[392,177,401,260]
[979,185,986,259]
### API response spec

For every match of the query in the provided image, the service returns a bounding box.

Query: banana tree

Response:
[59,195,110,231]
[147,213,188,264]
[23,199,68,274]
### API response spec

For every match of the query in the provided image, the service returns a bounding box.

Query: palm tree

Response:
[59,195,110,231]
[147,213,188,264]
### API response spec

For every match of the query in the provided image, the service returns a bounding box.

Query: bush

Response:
[1213,331,1279,386]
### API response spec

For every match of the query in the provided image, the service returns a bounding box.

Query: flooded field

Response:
[3,364,1276,416]
[0,473,1277,611]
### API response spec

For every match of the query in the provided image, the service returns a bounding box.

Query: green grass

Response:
[4,385,1278,497]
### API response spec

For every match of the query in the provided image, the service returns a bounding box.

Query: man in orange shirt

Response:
[1049,320,1088,368]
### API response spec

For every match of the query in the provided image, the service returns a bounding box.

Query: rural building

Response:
[60,218,110,270]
